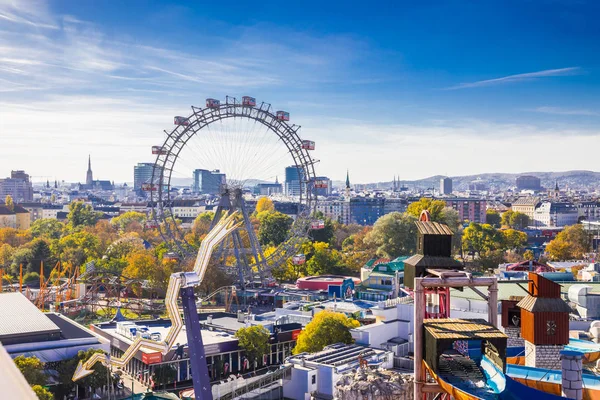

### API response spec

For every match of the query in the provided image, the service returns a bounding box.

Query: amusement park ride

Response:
[71,96,326,400]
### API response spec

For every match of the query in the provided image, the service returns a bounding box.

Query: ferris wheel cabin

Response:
[311,220,325,230]
[174,116,190,126]
[141,183,157,192]
[152,146,168,155]
[276,111,290,121]
[292,254,306,265]
[242,96,256,107]
[145,220,159,229]
[313,179,328,189]
[206,98,220,108]
[301,140,315,150]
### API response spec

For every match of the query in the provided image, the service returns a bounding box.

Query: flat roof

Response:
[0,293,60,340]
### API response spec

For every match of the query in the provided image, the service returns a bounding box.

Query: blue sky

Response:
[1,0,599,183]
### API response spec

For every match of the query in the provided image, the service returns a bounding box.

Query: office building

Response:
[533,202,579,227]
[312,176,332,197]
[193,169,226,195]
[516,175,541,191]
[511,197,540,220]
[0,170,33,202]
[134,163,161,194]
[285,166,305,197]
[316,199,350,224]
[440,177,452,195]
[350,197,385,225]
[383,198,408,215]
[255,178,283,196]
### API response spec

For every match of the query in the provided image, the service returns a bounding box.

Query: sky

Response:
[1,0,600,184]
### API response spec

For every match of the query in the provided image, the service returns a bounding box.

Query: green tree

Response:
[5,195,14,212]
[501,210,530,229]
[310,216,335,244]
[293,311,359,354]
[258,211,292,246]
[406,198,447,221]
[10,247,34,276]
[364,212,417,258]
[31,385,53,400]
[152,364,177,388]
[501,229,527,250]
[67,201,100,229]
[30,219,65,240]
[255,197,275,214]
[478,249,505,270]
[76,349,112,391]
[486,209,501,228]
[546,224,590,260]
[53,231,99,267]
[13,355,46,386]
[461,223,502,256]
[235,325,271,370]
[111,211,146,232]
[305,242,342,276]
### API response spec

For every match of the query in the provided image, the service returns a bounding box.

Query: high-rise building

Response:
[192,169,226,195]
[285,166,305,197]
[516,175,541,191]
[350,197,385,225]
[312,176,332,197]
[444,198,486,223]
[0,170,33,202]
[440,177,452,195]
[134,163,160,194]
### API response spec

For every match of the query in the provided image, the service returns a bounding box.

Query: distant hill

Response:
[334,170,600,191]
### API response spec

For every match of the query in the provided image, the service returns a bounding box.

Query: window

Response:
[312,375,316,384]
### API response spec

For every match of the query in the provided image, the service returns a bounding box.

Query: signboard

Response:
[341,278,355,300]
[142,352,162,365]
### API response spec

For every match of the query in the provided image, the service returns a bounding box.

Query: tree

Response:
[152,364,177,389]
[192,212,214,237]
[486,209,501,228]
[30,219,65,240]
[0,227,31,247]
[67,201,100,229]
[332,223,363,250]
[31,385,53,400]
[5,195,14,212]
[546,224,590,260]
[305,242,342,276]
[364,212,417,258]
[501,210,530,230]
[0,243,14,268]
[501,229,527,250]
[258,211,292,246]
[523,250,535,261]
[13,355,46,386]
[406,198,447,221]
[235,325,270,370]
[76,349,112,391]
[478,250,505,271]
[111,211,146,232]
[461,223,502,256]
[255,197,275,214]
[293,311,359,354]
[53,231,99,267]
[310,216,335,244]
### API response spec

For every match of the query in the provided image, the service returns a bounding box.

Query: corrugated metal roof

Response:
[516,296,572,313]
[424,318,507,340]
[0,293,60,339]
[415,221,454,236]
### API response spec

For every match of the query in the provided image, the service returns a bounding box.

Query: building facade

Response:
[193,169,226,195]
[0,171,33,202]
[533,202,579,227]
[316,200,350,224]
[134,163,158,194]
[444,198,486,223]
[285,166,305,197]
[578,201,600,222]
[349,197,385,225]
[440,177,452,195]
[511,197,540,220]
[516,175,541,191]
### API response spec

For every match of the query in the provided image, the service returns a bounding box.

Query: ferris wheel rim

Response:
[149,99,318,269]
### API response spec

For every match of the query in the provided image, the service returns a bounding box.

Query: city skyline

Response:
[2,1,600,183]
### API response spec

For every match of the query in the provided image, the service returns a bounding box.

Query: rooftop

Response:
[0,293,60,342]
[415,220,453,236]
[424,318,507,341]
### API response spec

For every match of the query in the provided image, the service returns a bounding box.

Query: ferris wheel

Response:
[147,96,323,289]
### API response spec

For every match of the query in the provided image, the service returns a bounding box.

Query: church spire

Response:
[345,170,350,189]
[86,155,93,187]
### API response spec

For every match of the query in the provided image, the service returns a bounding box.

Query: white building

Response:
[533,201,579,227]
[283,343,393,400]
[315,200,350,224]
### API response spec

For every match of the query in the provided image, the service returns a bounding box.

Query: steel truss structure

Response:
[150,97,318,288]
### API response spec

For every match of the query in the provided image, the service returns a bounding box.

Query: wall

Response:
[524,341,564,370]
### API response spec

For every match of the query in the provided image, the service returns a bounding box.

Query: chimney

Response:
[561,350,583,400]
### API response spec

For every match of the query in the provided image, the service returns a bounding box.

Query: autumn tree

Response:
[546,224,590,260]
[67,201,101,229]
[364,212,417,258]
[13,355,46,386]
[258,211,292,246]
[29,219,65,240]
[501,210,530,230]
[501,229,528,250]
[192,212,214,237]
[111,211,146,232]
[523,250,535,261]
[31,385,53,400]
[461,223,502,256]
[305,242,342,276]
[293,311,359,354]
[486,209,501,228]
[406,198,447,221]
[255,197,275,214]
[235,325,270,370]
[5,195,14,212]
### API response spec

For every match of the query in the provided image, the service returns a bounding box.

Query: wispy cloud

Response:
[445,67,582,90]
[529,106,599,116]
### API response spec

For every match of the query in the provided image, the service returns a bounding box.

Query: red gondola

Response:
[174,116,190,126]
[145,220,159,229]
[206,98,220,108]
[242,96,256,107]
[314,179,328,189]
[292,254,306,265]
[301,140,315,150]
[152,146,168,155]
[276,111,290,121]
[311,220,325,230]
[141,183,158,192]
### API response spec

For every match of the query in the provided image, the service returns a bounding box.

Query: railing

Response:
[213,366,292,400]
